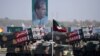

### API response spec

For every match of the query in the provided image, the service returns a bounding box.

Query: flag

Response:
[53,19,67,32]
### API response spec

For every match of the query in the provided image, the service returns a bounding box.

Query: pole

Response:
[52,20,54,56]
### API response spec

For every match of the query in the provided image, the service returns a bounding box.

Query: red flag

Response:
[53,19,67,32]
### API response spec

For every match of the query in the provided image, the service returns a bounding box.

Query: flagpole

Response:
[52,19,54,56]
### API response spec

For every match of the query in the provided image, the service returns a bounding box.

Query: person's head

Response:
[34,0,46,19]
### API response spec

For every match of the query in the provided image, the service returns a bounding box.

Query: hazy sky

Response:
[0,0,100,21]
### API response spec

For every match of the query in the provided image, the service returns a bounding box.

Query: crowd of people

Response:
[6,39,52,56]
[0,39,99,56]
[0,32,100,56]
[72,41,100,56]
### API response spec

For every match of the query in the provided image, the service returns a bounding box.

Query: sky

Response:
[0,0,100,21]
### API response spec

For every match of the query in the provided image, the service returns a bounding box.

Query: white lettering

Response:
[16,30,27,38]
[16,36,27,43]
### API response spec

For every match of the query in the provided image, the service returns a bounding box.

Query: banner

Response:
[15,30,28,38]
[68,30,80,42]
[32,0,48,26]
[14,28,33,44]
[16,36,27,44]
[68,29,83,42]
[7,27,23,33]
